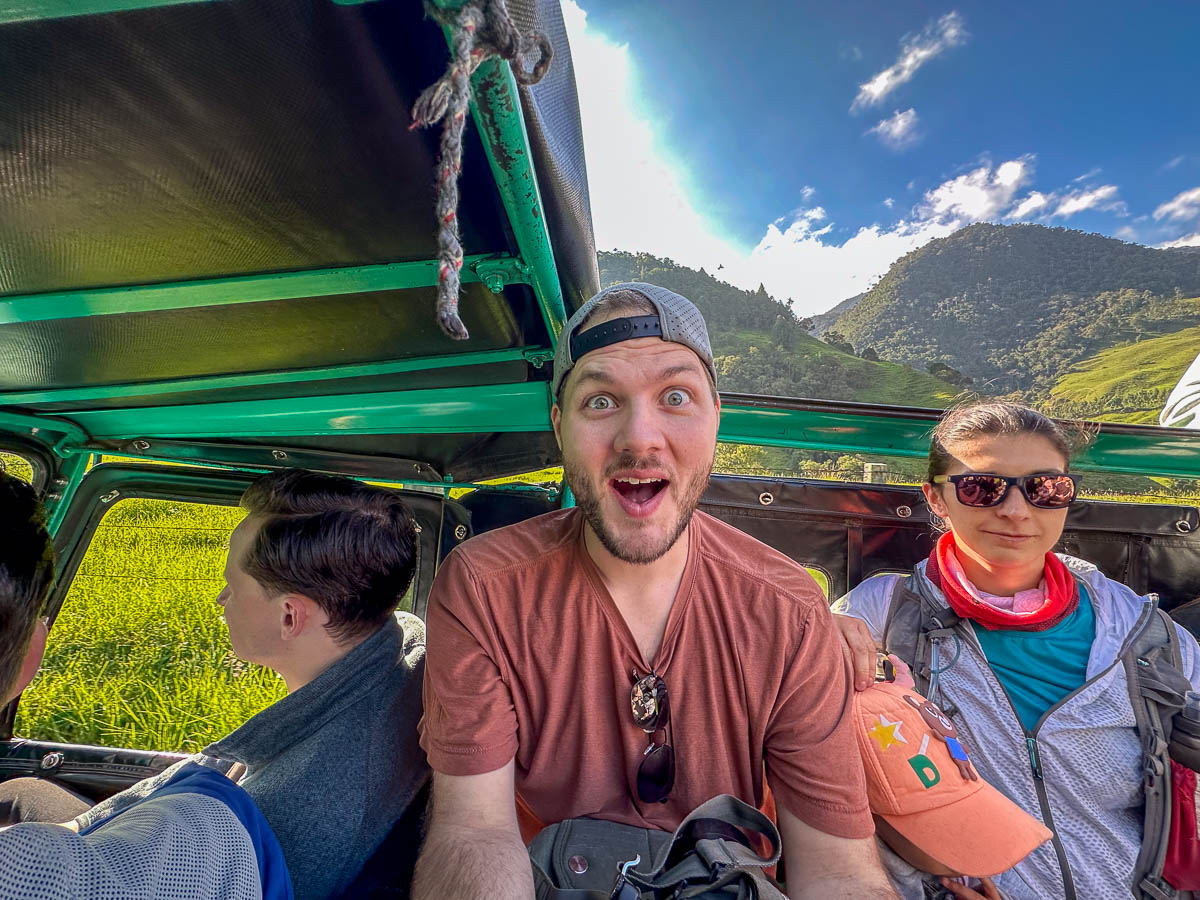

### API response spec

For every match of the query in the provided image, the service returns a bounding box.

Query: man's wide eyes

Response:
[586,395,613,410]
[665,389,691,407]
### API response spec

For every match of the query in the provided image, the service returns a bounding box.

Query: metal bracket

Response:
[472,257,532,295]
[522,347,555,368]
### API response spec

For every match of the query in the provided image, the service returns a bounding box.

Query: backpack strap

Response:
[624,794,787,900]
[1125,599,1193,900]
[882,567,961,709]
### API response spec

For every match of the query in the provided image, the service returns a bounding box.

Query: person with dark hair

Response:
[832,401,1200,899]
[415,284,897,899]
[0,469,53,707]
[4,469,426,900]
[0,468,295,900]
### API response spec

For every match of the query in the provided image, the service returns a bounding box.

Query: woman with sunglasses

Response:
[832,400,1200,900]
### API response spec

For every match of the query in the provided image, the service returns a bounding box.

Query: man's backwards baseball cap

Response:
[856,683,1052,877]
[551,282,716,399]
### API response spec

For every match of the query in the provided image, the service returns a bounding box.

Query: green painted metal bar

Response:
[0,408,89,453]
[0,0,213,25]
[43,453,92,535]
[0,254,528,325]
[717,398,1200,480]
[430,5,568,346]
[64,382,553,440]
[0,346,547,406]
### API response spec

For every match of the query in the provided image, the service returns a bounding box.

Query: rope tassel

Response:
[411,0,553,340]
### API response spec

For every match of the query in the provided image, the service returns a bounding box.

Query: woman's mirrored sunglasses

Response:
[630,670,674,804]
[932,472,1081,509]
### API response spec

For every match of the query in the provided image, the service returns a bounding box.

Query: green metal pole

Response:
[0,254,528,325]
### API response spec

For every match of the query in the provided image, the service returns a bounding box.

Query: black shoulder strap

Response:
[883,568,960,700]
[1125,599,1192,900]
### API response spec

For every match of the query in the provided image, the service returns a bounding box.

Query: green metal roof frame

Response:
[4,1,1200,491]
[9,392,1200,482]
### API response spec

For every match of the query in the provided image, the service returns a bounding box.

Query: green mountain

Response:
[598,251,957,408]
[1046,323,1200,425]
[830,223,1200,393]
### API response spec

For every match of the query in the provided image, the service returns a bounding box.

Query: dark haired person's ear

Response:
[279,595,309,642]
[921,482,951,521]
[6,618,48,704]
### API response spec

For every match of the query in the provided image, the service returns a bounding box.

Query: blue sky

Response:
[563,1,1200,315]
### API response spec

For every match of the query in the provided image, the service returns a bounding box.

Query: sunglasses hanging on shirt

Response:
[630,670,675,804]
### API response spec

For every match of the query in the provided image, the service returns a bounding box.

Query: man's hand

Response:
[412,763,534,900]
[833,613,878,692]
[940,876,1002,899]
[776,802,899,899]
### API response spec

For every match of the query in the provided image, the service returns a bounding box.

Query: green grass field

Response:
[1050,321,1200,425]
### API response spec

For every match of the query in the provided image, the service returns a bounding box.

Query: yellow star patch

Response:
[868,714,908,752]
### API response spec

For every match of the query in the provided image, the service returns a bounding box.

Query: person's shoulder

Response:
[449,508,580,578]
[693,511,825,606]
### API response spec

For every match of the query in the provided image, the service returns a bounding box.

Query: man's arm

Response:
[412,763,533,900]
[776,802,898,899]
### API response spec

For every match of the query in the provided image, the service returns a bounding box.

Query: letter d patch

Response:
[908,754,940,788]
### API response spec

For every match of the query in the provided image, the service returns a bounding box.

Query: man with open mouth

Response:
[416,283,896,899]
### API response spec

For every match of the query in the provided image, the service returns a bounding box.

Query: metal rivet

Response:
[272,450,288,461]
[454,525,468,540]
[40,752,64,770]
[131,440,150,451]
[896,505,913,518]
[100,490,120,504]
[758,492,774,506]
[1177,520,1193,534]
[568,855,588,875]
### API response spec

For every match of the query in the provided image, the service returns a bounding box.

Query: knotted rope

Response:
[411,0,553,340]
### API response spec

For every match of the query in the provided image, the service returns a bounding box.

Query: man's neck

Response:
[275,628,375,694]
[583,521,691,665]
[582,523,691,597]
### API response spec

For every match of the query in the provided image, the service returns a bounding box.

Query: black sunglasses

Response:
[630,670,674,804]
[932,472,1081,509]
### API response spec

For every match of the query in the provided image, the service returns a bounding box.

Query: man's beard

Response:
[564,450,714,565]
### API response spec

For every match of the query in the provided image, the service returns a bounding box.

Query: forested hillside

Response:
[598,251,957,407]
[830,223,1200,393]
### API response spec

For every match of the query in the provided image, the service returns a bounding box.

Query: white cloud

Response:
[1072,167,1102,182]
[1154,186,1200,221]
[916,157,1034,223]
[1010,191,1053,220]
[800,185,816,201]
[1051,184,1125,218]
[745,158,1036,313]
[1159,232,1200,249]
[883,197,895,208]
[840,43,863,62]
[1164,155,1188,171]
[867,108,921,150]
[1115,225,1140,242]
[851,11,967,112]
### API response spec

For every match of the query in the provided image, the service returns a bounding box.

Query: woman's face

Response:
[923,432,1070,573]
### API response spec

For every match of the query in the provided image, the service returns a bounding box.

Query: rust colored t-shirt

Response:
[418,508,872,840]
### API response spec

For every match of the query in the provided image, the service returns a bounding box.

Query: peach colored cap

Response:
[855,682,1052,877]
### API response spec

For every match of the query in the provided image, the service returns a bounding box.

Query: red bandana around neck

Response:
[925,531,1079,632]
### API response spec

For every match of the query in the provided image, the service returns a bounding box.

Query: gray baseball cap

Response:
[551,282,716,399]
